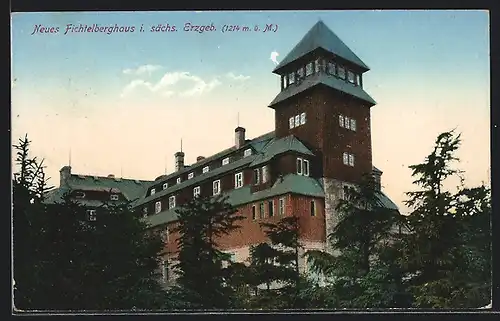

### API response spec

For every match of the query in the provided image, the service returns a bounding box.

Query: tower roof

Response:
[273,20,369,73]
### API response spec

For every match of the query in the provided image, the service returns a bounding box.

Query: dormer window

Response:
[314,58,321,73]
[327,61,336,75]
[235,172,244,189]
[155,201,162,214]
[110,194,119,201]
[338,65,346,79]
[306,62,313,76]
[347,70,355,84]
[168,196,176,209]
[75,191,86,199]
[162,183,168,190]
[222,157,230,166]
[203,166,210,173]
[297,67,305,80]
[176,177,182,184]
[297,157,310,176]
[244,149,252,157]
[150,188,156,196]
[188,172,194,179]
[289,72,295,84]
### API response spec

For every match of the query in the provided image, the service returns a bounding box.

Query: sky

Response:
[11,10,490,214]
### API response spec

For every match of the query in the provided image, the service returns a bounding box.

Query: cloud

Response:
[225,72,250,81]
[120,71,221,98]
[123,64,162,76]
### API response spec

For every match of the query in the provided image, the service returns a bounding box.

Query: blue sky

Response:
[11,10,490,213]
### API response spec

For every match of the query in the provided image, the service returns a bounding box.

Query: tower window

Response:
[338,65,346,79]
[203,166,210,173]
[289,117,295,129]
[339,115,344,128]
[343,152,355,167]
[235,172,244,189]
[300,112,306,125]
[168,196,176,209]
[289,72,295,84]
[296,158,303,175]
[155,201,162,214]
[350,119,357,131]
[162,183,168,190]
[306,62,313,76]
[297,158,309,176]
[295,115,300,126]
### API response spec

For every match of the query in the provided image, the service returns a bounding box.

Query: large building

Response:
[47,20,399,281]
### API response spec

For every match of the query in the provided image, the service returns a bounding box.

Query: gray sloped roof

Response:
[144,173,325,227]
[250,135,314,167]
[269,72,376,107]
[273,20,369,73]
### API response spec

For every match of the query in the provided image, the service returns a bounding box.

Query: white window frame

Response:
[289,117,295,129]
[168,196,176,209]
[348,154,355,167]
[176,177,182,184]
[347,70,355,84]
[110,194,119,201]
[339,115,344,128]
[253,168,260,185]
[193,186,201,198]
[343,152,349,165]
[188,172,194,179]
[338,65,346,79]
[289,72,295,84]
[203,166,210,173]
[297,67,305,79]
[350,119,357,131]
[87,209,97,221]
[328,61,336,75]
[244,148,252,157]
[306,62,313,76]
[262,165,269,183]
[162,183,168,190]
[150,188,156,196]
[279,198,285,216]
[314,58,321,73]
[303,159,310,177]
[297,158,303,175]
[235,172,244,189]
[222,157,230,166]
[295,115,300,126]
[213,180,221,195]
[155,201,162,214]
[345,117,350,129]
[300,112,306,125]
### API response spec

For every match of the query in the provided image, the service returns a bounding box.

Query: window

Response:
[338,65,346,79]
[348,154,355,167]
[87,209,97,221]
[327,61,336,75]
[356,74,361,86]
[188,172,194,179]
[279,198,285,216]
[252,205,256,220]
[310,200,316,217]
[300,112,306,125]
[235,172,243,189]
[155,201,162,214]
[176,177,182,184]
[259,202,265,219]
[339,115,344,128]
[343,152,349,165]
[345,117,351,129]
[162,183,168,190]
[306,62,313,76]
[297,67,305,79]
[213,180,221,195]
[110,194,119,201]
[289,117,295,129]
[289,72,295,84]
[295,115,300,126]
[203,166,210,173]
[314,58,321,73]
[350,119,357,131]
[168,196,176,209]
[268,200,274,217]
[142,207,148,217]
[253,168,260,185]
[244,149,252,157]
[75,191,86,199]
[296,158,303,175]
[303,160,310,176]
[262,165,269,183]
[150,188,156,196]
[222,157,230,165]
[193,186,201,198]
[347,70,355,84]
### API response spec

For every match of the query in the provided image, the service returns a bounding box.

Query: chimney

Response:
[59,166,71,187]
[107,174,115,178]
[235,127,246,149]
[196,156,205,162]
[175,152,185,172]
